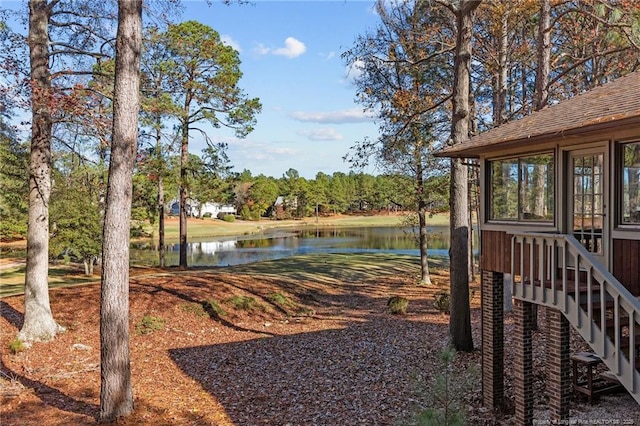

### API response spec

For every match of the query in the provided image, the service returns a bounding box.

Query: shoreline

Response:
[2,212,451,252]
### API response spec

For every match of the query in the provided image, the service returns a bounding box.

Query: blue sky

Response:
[181,1,380,178]
[1,0,381,179]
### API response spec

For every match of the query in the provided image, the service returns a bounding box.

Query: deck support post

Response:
[514,298,534,426]
[547,307,571,422]
[481,270,504,411]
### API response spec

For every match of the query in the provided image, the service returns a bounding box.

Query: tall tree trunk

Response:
[534,0,551,111]
[418,208,432,285]
[158,175,165,268]
[493,6,508,126]
[179,120,189,268]
[449,0,480,353]
[155,123,165,268]
[19,0,63,343]
[99,0,142,420]
[414,131,431,285]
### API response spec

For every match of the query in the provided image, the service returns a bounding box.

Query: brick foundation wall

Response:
[481,270,504,411]
[546,307,571,421]
[514,299,534,426]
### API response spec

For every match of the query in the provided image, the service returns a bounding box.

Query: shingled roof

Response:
[437,71,640,157]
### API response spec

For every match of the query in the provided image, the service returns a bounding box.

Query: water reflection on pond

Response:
[130,226,454,267]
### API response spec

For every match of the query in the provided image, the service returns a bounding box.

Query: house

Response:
[437,71,640,424]
[192,202,236,219]
[168,200,236,218]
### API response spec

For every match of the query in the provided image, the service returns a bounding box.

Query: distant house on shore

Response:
[194,202,236,218]
[168,199,236,218]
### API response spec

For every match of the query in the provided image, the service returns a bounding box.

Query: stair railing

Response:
[510,231,640,401]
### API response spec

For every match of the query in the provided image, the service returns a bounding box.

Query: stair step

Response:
[526,279,601,294]
[582,300,615,311]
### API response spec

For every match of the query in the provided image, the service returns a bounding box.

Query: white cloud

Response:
[297,128,344,141]
[274,37,306,58]
[255,37,306,58]
[326,51,336,60]
[290,108,375,124]
[221,35,241,52]
[253,43,271,56]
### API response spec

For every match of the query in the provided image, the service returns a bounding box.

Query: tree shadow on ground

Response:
[134,281,277,336]
[0,300,24,329]
[0,358,98,420]
[169,316,451,425]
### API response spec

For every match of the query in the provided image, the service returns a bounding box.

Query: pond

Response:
[130,226,467,268]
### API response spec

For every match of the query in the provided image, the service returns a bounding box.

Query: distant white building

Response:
[168,199,236,218]
[194,202,236,218]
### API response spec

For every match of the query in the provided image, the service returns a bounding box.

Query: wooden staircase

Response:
[510,232,640,404]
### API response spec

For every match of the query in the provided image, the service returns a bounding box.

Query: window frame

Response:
[617,139,640,230]
[486,151,556,224]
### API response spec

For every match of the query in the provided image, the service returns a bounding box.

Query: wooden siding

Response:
[613,239,640,296]
[482,233,639,296]
[481,230,512,273]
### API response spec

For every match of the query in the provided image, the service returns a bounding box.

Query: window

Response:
[489,153,555,222]
[622,141,640,225]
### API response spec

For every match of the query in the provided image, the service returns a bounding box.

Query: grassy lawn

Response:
[1,213,452,298]
[0,264,99,298]
[0,252,449,298]
[141,212,450,242]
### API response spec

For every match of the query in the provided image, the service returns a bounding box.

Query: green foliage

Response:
[295,307,316,317]
[413,348,471,426]
[434,290,451,314]
[188,151,235,214]
[387,295,409,315]
[203,299,226,317]
[268,292,291,306]
[222,214,235,222]
[49,155,103,267]
[180,302,208,317]
[0,118,28,242]
[267,292,314,316]
[135,315,165,335]
[222,170,431,221]
[161,19,261,140]
[225,295,262,311]
[131,171,158,222]
[8,338,26,354]
[130,223,149,238]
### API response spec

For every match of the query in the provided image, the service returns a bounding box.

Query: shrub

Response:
[0,219,27,242]
[130,223,147,238]
[203,299,226,318]
[268,292,292,307]
[295,307,315,317]
[8,338,26,354]
[434,290,450,314]
[202,212,212,218]
[225,295,262,311]
[222,214,235,222]
[135,315,165,334]
[413,348,474,426]
[180,302,208,317]
[387,296,409,315]
[225,296,265,311]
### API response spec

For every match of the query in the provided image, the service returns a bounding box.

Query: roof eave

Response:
[434,114,640,158]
